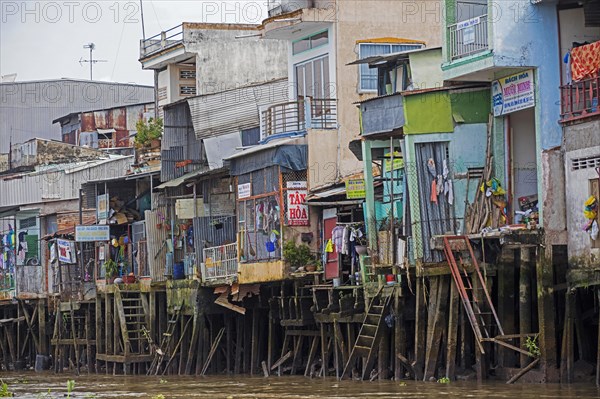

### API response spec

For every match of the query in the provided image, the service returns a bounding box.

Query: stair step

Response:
[125,313,146,317]
[357,335,374,347]
[362,324,377,336]
[353,345,371,355]
[123,306,143,310]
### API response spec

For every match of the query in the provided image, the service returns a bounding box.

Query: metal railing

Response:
[201,243,238,283]
[448,15,488,61]
[560,75,600,122]
[140,24,184,58]
[261,98,337,138]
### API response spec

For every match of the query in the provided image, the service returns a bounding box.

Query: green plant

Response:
[0,380,13,397]
[525,335,541,357]
[437,377,450,384]
[66,380,75,398]
[135,117,163,148]
[282,240,314,270]
[103,259,118,279]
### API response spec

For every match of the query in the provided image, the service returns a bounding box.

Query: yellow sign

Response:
[346,179,366,199]
[384,151,405,171]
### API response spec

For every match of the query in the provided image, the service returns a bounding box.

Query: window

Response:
[19,216,37,229]
[358,43,423,91]
[241,127,260,147]
[295,55,330,99]
[292,30,329,55]
[179,85,196,96]
[179,69,196,80]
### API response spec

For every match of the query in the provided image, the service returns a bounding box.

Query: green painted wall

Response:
[450,89,490,123]
[403,92,454,135]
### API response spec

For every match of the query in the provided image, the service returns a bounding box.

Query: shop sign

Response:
[57,239,76,264]
[75,225,110,242]
[346,179,366,199]
[384,151,404,172]
[237,183,251,199]
[492,69,535,116]
[286,182,309,226]
[97,194,109,221]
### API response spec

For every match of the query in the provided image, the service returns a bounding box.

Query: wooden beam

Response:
[506,358,540,384]
[271,350,293,370]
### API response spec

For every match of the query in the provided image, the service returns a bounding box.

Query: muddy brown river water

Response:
[1,372,600,398]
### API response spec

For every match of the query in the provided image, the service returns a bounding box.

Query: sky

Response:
[0,0,273,86]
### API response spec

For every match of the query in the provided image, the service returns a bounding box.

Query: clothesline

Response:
[335,221,364,226]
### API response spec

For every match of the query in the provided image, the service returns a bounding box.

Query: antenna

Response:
[79,43,107,80]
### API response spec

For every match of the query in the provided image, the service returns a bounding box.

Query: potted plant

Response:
[282,240,313,272]
[355,235,368,256]
[103,259,118,283]
[134,117,163,149]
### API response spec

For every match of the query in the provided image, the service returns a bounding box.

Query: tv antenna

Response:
[79,43,107,80]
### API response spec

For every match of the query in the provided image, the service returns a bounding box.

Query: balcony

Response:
[560,76,600,123]
[261,98,337,139]
[201,243,238,284]
[140,24,183,58]
[448,15,489,61]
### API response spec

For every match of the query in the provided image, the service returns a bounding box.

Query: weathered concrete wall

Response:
[182,23,288,95]
[238,259,286,284]
[307,128,339,190]
[335,0,442,181]
[564,118,600,266]
[11,139,106,169]
[542,147,567,249]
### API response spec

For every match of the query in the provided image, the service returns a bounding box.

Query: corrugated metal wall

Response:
[144,207,169,282]
[0,80,154,152]
[187,78,290,140]
[414,142,455,263]
[193,215,236,261]
[161,102,205,182]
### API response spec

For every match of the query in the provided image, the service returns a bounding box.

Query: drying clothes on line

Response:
[331,226,344,252]
[436,175,444,196]
[443,159,449,180]
[430,179,438,203]
[341,226,350,255]
[445,179,454,205]
[350,228,363,242]
[427,158,437,178]
[571,41,600,81]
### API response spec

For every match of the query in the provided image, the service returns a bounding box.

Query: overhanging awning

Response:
[155,167,228,189]
[306,185,364,206]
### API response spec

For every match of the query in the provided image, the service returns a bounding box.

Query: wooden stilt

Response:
[423,276,450,381]
[234,315,242,375]
[251,309,259,375]
[414,277,426,381]
[446,280,459,380]
[519,248,532,368]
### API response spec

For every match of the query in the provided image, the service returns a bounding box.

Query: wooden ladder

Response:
[114,288,149,356]
[442,236,537,360]
[147,306,181,375]
[341,285,394,380]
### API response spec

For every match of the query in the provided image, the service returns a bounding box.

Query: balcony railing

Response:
[140,24,183,58]
[201,243,238,283]
[560,76,600,123]
[448,15,489,61]
[261,98,337,138]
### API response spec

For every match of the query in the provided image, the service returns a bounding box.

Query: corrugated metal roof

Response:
[0,156,133,208]
[187,78,289,139]
[0,80,154,152]
[223,136,305,161]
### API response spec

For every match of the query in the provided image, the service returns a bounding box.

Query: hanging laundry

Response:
[341,226,350,255]
[325,239,334,253]
[427,158,437,178]
[431,179,438,204]
[436,175,443,195]
[446,180,454,205]
[443,159,449,180]
[331,226,344,251]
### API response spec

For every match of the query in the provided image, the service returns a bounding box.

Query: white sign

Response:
[286,188,309,226]
[75,225,110,242]
[457,16,480,30]
[492,69,535,116]
[238,183,251,199]
[97,194,109,221]
[458,17,479,45]
[57,239,76,264]
[286,181,307,189]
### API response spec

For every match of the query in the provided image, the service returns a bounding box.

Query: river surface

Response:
[1,373,600,398]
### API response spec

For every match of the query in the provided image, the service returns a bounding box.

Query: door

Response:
[323,214,339,280]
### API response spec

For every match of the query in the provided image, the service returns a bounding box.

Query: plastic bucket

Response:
[386,274,396,285]
[173,262,185,280]
[34,354,49,372]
